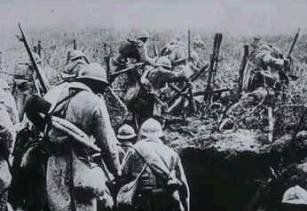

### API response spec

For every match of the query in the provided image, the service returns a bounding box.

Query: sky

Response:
[0,0,306,35]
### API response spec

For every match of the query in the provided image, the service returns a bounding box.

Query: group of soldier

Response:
[0,28,297,211]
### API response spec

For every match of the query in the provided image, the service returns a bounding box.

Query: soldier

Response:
[160,36,201,69]
[0,80,17,211]
[112,30,156,69]
[0,80,19,126]
[119,118,190,211]
[13,53,49,120]
[62,50,89,81]
[193,34,205,50]
[117,124,137,153]
[140,56,189,119]
[219,37,292,131]
[36,63,121,211]
[112,31,157,125]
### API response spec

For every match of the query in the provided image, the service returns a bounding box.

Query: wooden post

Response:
[66,51,71,65]
[238,45,249,96]
[188,30,191,61]
[37,40,42,57]
[73,39,77,50]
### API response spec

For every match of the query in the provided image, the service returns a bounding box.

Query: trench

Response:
[180,147,273,211]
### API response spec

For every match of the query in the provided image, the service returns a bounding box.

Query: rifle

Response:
[167,63,209,105]
[153,43,158,58]
[204,33,223,108]
[287,27,300,58]
[109,62,143,83]
[17,23,50,95]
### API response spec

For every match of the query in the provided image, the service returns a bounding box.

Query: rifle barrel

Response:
[18,23,49,95]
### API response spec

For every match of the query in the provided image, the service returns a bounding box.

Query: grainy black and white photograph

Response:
[0,0,307,210]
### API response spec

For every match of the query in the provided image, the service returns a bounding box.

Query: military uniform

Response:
[62,50,89,81]
[141,57,188,118]
[43,64,121,211]
[220,39,290,130]
[160,37,201,68]
[112,32,157,124]
[117,124,136,153]
[13,53,50,120]
[120,119,190,211]
[0,82,17,211]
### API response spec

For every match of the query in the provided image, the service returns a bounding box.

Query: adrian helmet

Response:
[76,63,108,84]
[139,118,164,139]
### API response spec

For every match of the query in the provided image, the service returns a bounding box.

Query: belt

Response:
[138,188,166,195]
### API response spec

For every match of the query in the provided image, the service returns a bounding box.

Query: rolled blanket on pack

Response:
[25,95,101,152]
[50,116,101,152]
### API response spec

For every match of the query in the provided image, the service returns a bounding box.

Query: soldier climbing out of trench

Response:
[111,31,159,126]
[219,37,293,132]
[140,56,190,122]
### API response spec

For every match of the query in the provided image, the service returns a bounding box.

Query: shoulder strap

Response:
[43,89,80,137]
[132,145,171,181]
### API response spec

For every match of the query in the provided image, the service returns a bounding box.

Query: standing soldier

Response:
[0,79,18,211]
[219,37,292,131]
[13,53,49,120]
[35,63,121,211]
[117,124,137,153]
[116,124,137,163]
[119,118,190,211]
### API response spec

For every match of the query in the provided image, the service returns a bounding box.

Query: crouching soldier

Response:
[220,37,292,131]
[112,31,155,69]
[140,56,189,120]
[26,63,121,211]
[118,118,190,211]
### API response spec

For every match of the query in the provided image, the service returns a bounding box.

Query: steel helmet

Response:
[156,56,172,69]
[76,63,109,84]
[69,50,89,63]
[140,118,164,139]
[137,30,149,40]
[117,124,137,140]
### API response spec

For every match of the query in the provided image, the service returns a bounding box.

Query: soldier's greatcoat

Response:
[223,42,287,129]
[44,82,121,211]
[121,137,190,211]
[0,90,17,211]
